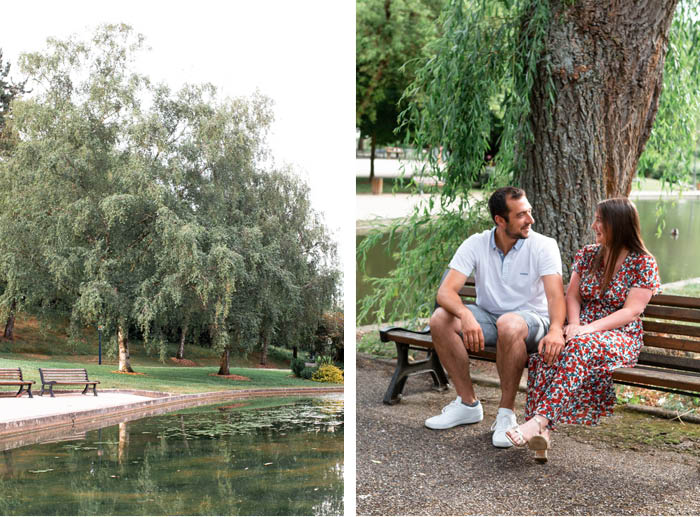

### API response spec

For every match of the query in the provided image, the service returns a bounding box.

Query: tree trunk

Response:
[370,131,376,182]
[260,330,268,366]
[176,318,189,360]
[217,348,230,376]
[118,422,129,465]
[3,299,16,340]
[117,324,134,373]
[520,0,678,279]
[293,346,298,359]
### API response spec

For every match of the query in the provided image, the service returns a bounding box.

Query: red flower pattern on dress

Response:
[525,244,661,428]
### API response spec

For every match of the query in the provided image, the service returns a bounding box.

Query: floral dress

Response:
[525,244,661,427]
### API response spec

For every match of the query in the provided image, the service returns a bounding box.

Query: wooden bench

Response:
[379,278,700,404]
[0,368,34,398]
[38,368,99,397]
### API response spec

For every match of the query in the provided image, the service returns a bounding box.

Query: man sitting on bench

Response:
[425,186,566,448]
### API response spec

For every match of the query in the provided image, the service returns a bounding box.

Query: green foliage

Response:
[290,357,306,377]
[311,364,344,384]
[300,366,318,380]
[638,1,700,189]
[0,25,340,362]
[356,0,446,149]
[358,0,700,326]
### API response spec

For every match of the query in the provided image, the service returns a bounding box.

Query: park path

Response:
[356,354,700,515]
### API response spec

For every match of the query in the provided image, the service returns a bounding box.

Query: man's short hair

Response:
[488,186,526,222]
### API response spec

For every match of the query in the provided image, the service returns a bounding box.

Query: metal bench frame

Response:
[0,368,34,398]
[38,368,99,397]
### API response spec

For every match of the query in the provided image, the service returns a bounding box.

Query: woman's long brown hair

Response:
[590,198,652,293]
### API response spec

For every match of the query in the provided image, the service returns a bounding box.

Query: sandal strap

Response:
[533,415,547,434]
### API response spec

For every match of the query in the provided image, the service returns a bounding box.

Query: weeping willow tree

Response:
[358,0,700,326]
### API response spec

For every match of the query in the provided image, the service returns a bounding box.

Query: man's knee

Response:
[496,313,528,346]
[430,307,453,334]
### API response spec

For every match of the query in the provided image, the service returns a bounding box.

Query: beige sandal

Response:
[528,415,550,464]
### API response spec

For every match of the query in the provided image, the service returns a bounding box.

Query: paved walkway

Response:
[356,354,700,515]
[0,392,154,424]
[357,188,700,227]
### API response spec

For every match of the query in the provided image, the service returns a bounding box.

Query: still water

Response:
[357,198,700,324]
[0,396,343,516]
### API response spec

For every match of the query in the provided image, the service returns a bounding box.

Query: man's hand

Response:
[460,311,485,352]
[538,328,565,365]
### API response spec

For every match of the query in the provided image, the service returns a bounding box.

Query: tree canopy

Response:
[0,25,340,371]
[356,0,445,177]
[359,0,700,325]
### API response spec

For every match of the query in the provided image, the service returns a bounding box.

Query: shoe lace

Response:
[490,413,511,431]
[441,399,462,414]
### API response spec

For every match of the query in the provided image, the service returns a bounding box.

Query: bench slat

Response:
[613,366,700,393]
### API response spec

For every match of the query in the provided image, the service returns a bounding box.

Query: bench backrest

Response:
[458,278,700,372]
[39,368,90,382]
[0,368,24,381]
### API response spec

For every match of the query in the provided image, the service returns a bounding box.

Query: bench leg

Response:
[40,384,46,397]
[15,385,24,398]
[27,384,33,398]
[93,385,98,396]
[427,349,449,392]
[383,343,450,405]
[82,384,88,395]
[49,385,55,398]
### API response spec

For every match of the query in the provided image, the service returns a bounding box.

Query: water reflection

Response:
[0,396,343,516]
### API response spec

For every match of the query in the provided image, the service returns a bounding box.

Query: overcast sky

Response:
[2,0,354,275]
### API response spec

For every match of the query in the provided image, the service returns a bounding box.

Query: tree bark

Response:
[260,329,269,366]
[520,0,678,278]
[117,324,134,373]
[217,348,230,376]
[3,299,16,340]
[176,318,189,360]
[293,346,298,359]
[370,131,376,182]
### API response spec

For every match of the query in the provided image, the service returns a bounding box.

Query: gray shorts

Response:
[464,304,550,354]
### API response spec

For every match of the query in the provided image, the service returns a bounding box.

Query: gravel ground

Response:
[356,354,700,516]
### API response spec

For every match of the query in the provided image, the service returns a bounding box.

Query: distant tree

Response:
[356,0,444,184]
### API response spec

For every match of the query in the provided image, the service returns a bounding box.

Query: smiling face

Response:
[499,196,534,240]
[592,210,609,245]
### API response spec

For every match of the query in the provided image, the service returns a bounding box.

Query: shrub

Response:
[311,364,344,384]
[300,366,317,380]
[290,358,306,378]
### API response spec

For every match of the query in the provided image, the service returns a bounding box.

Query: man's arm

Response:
[537,273,566,364]
[436,269,485,351]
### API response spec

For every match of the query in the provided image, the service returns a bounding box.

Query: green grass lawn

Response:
[0,354,331,394]
[0,313,341,394]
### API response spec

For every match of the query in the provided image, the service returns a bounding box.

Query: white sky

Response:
[2,0,355,271]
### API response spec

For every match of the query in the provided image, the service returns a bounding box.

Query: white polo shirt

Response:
[448,228,562,317]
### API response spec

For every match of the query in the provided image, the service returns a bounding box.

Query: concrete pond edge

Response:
[0,386,344,451]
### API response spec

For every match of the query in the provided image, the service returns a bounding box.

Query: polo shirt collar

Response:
[490,227,525,252]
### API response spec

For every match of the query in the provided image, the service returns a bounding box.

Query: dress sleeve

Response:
[572,246,592,275]
[630,254,661,295]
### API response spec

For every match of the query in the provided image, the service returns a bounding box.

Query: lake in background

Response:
[357,197,700,325]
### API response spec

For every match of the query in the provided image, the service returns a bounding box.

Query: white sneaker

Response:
[424,397,483,429]
[491,409,517,448]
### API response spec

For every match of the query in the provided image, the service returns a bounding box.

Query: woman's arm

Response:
[563,271,582,340]
[567,287,653,339]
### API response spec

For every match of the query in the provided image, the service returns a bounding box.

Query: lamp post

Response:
[98,325,104,365]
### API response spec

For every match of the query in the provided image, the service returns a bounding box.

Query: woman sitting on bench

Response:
[506,197,660,462]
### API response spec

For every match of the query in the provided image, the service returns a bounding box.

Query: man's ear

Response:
[494,215,506,227]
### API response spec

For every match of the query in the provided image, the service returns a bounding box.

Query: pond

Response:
[357,197,700,325]
[0,396,343,516]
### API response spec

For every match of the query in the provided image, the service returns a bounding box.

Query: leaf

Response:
[29,469,55,473]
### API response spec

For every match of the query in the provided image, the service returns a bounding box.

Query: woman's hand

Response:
[564,323,594,342]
